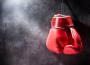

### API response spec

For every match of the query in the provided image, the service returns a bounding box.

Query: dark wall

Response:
[0,0,90,65]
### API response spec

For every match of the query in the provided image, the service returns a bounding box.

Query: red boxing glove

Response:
[63,16,83,54]
[46,14,68,54]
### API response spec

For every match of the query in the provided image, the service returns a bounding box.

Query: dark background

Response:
[0,0,90,65]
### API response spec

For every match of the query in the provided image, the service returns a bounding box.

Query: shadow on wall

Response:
[65,0,90,26]
[67,0,90,13]
[0,0,6,65]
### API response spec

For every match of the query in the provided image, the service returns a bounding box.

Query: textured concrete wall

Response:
[0,0,90,65]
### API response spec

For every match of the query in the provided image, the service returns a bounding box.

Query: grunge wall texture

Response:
[0,0,90,65]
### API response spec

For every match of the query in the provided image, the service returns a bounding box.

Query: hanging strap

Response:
[61,0,64,14]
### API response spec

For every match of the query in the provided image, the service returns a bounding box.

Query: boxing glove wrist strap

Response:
[52,26,65,30]
[68,24,74,27]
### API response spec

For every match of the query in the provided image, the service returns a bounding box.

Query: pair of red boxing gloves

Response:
[46,14,83,54]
